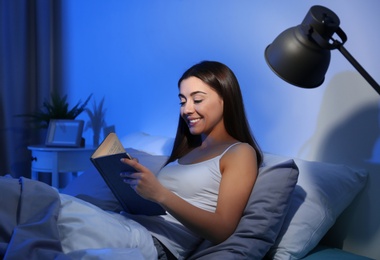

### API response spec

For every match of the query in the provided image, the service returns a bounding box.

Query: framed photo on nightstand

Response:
[45,119,84,147]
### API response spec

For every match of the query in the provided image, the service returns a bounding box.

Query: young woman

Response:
[121,60,263,259]
[0,61,262,260]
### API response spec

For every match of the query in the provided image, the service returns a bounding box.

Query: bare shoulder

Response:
[221,143,258,169]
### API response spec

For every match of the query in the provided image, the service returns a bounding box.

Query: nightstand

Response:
[27,145,96,188]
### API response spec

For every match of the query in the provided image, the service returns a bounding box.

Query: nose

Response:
[182,101,194,115]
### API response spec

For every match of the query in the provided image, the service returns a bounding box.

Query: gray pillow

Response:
[188,158,299,259]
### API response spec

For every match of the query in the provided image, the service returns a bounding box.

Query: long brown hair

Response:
[166,61,263,166]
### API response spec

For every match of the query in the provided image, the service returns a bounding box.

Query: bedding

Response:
[62,147,300,259]
[58,193,157,260]
[61,144,367,259]
[0,176,68,260]
[1,132,369,259]
[0,176,155,260]
[264,154,368,259]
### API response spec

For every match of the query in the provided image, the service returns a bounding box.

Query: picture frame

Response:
[45,119,84,147]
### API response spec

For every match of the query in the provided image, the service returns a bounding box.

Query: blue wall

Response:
[60,0,380,256]
[61,0,380,163]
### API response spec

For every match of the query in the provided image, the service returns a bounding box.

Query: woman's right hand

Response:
[120,158,169,203]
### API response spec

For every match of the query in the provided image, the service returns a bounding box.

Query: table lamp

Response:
[265,5,380,95]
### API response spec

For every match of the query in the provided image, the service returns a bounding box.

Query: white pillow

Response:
[265,154,368,259]
[120,132,174,156]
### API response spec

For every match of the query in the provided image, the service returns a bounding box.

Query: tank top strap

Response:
[219,142,242,158]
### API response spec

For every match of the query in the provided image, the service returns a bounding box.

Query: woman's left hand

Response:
[119,158,166,202]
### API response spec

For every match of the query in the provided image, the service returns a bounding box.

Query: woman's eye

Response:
[179,101,185,106]
[194,99,203,104]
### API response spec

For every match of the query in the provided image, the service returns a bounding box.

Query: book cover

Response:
[90,133,165,216]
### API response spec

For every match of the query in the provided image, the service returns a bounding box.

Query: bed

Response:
[0,132,372,259]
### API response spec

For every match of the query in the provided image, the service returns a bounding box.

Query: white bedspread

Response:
[57,194,158,260]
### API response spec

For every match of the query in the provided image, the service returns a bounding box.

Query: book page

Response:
[91,133,126,158]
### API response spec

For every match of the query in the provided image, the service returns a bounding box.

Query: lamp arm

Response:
[336,42,380,95]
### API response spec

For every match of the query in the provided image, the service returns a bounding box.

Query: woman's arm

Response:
[121,143,258,244]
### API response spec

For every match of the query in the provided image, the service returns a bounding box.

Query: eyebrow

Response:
[178,91,207,98]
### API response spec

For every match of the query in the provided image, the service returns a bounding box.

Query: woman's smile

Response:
[188,117,201,127]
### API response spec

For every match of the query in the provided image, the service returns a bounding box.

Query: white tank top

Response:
[129,143,240,259]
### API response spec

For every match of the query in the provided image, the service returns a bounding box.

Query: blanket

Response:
[0,176,156,260]
[0,176,70,260]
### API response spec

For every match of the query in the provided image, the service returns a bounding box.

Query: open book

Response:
[90,133,165,215]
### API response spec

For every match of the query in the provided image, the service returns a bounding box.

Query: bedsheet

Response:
[0,176,156,260]
[58,193,157,259]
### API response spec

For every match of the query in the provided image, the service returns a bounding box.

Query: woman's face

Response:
[179,76,224,136]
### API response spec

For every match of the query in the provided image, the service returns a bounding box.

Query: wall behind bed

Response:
[60,1,380,257]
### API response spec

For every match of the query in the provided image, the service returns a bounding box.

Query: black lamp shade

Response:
[265,5,340,88]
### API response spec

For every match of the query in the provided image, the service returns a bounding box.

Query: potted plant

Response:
[19,92,92,129]
[85,96,107,146]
